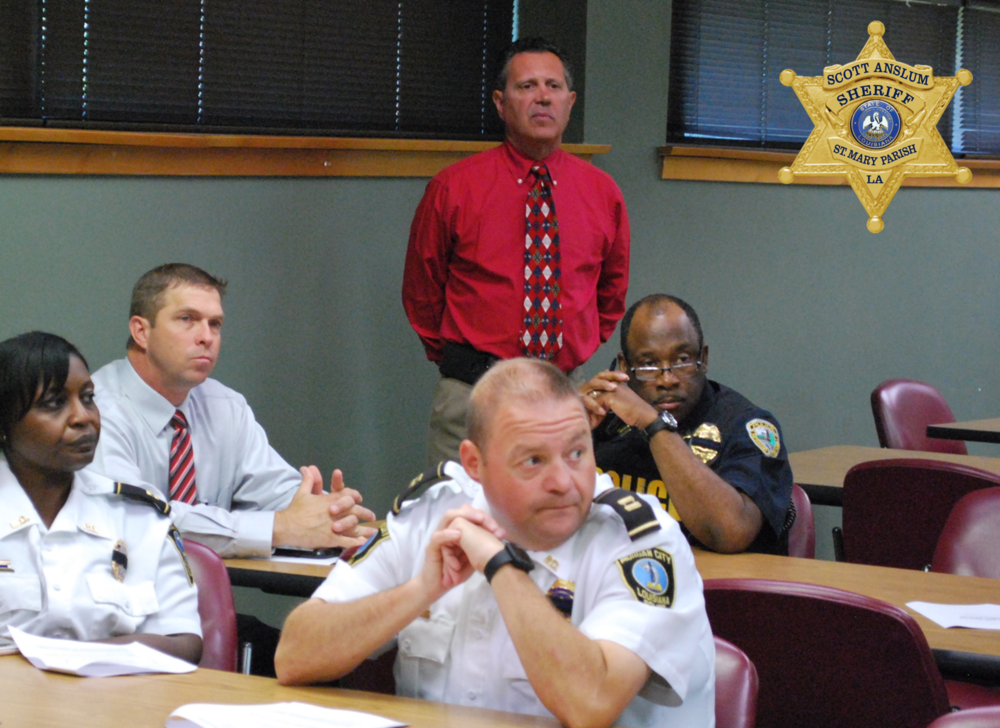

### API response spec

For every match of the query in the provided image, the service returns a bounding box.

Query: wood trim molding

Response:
[659,145,1000,188]
[0,127,610,177]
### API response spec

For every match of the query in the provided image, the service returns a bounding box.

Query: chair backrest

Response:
[182,539,238,671]
[932,487,1000,578]
[704,578,950,728]
[787,484,815,558]
[927,707,1000,728]
[714,636,758,728]
[841,458,1000,570]
[871,379,967,454]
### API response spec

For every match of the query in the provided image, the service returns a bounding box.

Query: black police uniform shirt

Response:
[593,380,794,555]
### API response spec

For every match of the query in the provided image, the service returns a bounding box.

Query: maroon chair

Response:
[705,578,964,728]
[871,379,967,454]
[932,487,1000,578]
[927,707,1000,728]
[714,637,758,728]
[836,459,1000,570]
[182,539,238,672]
[787,484,815,559]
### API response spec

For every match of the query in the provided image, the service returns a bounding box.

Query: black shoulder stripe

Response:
[114,482,171,516]
[594,490,661,541]
[391,462,450,515]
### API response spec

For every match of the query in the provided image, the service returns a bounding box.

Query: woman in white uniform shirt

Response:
[0,332,202,663]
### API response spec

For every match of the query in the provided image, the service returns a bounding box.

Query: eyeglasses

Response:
[628,360,703,382]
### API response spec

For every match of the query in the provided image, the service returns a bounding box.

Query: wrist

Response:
[484,542,534,584]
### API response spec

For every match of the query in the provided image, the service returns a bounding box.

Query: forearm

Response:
[275,579,433,685]
[491,568,648,728]
[100,632,203,665]
[648,432,762,552]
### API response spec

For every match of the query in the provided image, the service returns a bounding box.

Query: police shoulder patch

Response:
[594,490,661,541]
[348,522,391,567]
[114,482,171,516]
[392,462,450,515]
[617,548,675,608]
[746,419,781,458]
[167,525,194,586]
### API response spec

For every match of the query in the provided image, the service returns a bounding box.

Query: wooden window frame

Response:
[660,146,1000,188]
[0,127,609,177]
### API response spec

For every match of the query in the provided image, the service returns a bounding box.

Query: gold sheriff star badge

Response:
[779,21,972,233]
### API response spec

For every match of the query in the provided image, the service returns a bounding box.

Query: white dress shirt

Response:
[0,459,201,643]
[313,463,715,728]
[89,358,301,557]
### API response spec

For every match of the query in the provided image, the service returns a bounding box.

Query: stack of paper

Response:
[165,702,406,728]
[9,626,197,677]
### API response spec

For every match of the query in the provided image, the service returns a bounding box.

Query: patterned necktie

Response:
[168,410,197,504]
[522,162,563,360]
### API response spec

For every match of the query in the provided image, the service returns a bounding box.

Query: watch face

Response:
[508,542,534,570]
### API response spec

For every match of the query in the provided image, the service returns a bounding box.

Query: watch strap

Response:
[484,542,534,583]
[641,411,678,442]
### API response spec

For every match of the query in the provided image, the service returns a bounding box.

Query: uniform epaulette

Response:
[113,482,171,516]
[391,462,450,515]
[594,489,661,541]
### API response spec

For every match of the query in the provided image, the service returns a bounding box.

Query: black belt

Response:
[440,342,500,386]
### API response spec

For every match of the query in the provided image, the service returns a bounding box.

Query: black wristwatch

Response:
[484,541,535,584]
[639,410,679,442]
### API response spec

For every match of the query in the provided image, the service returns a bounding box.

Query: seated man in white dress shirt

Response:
[275,358,714,728]
[89,263,375,558]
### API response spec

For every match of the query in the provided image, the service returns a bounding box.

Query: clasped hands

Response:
[272,466,376,549]
[419,505,508,599]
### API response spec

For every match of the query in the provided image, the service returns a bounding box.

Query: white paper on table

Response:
[906,601,1000,630]
[165,701,407,728]
[8,625,198,676]
[266,555,341,566]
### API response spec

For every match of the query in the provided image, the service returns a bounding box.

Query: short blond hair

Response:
[466,358,581,449]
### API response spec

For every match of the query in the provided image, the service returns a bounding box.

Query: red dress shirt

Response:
[402,142,630,372]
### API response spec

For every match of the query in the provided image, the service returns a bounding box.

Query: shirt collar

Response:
[679,379,721,434]
[0,459,113,540]
[119,358,187,436]
[501,140,565,185]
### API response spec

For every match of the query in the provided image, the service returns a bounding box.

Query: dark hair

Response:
[620,294,705,361]
[127,263,228,350]
[495,37,574,92]
[0,332,89,455]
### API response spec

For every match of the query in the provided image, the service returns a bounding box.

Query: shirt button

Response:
[517,179,522,184]
[52,584,61,591]
[401,639,412,652]
[467,692,477,701]
[474,629,485,639]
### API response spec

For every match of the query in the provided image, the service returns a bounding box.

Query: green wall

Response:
[2,0,998,562]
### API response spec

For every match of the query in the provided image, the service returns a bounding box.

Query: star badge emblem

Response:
[778,21,973,233]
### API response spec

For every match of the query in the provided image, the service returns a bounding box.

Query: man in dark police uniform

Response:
[582,294,794,554]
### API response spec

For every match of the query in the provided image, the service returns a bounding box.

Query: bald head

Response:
[467,358,583,450]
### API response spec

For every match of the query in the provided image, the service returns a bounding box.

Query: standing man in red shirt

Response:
[403,37,631,465]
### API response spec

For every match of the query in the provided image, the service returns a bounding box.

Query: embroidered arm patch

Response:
[746,419,781,458]
[348,522,391,567]
[616,548,675,608]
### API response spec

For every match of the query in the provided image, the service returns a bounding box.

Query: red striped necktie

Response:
[522,162,563,361]
[168,410,197,504]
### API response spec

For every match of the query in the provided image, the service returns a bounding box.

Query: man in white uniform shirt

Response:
[90,263,375,558]
[275,358,714,728]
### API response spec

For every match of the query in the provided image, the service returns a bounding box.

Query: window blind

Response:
[0,0,516,138]
[668,0,1000,157]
